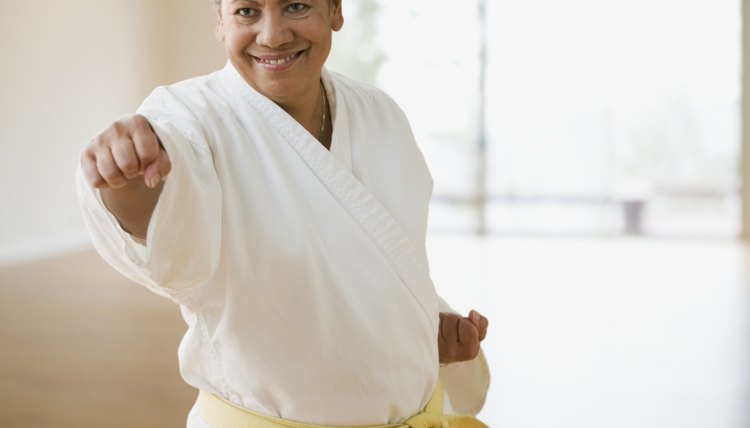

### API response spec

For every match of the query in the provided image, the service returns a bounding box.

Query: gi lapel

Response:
[219,63,438,337]
[323,74,353,172]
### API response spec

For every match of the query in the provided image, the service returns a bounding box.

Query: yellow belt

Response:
[197,381,488,428]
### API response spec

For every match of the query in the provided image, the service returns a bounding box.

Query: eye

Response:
[236,8,258,18]
[287,3,309,13]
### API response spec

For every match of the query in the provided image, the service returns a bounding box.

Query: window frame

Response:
[742,0,750,241]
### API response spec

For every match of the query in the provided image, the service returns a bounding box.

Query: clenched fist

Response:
[81,114,170,190]
[80,114,171,239]
[438,310,489,365]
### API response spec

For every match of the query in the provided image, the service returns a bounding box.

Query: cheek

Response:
[317,34,333,56]
[225,30,254,53]
[298,18,331,40]
[306,25,332,49]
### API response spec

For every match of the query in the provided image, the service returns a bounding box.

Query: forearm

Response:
[101,179,164,240]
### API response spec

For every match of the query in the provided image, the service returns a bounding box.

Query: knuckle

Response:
[118,157,139,173]
[136,137,160,157]
[458,318,475,333]
[445,314,459,327]
[83,141,95,154]
[133,115,153,133]
[99,166,123,183]
[90,137,108,151]
[80,150,94,165]
[101,170,119,182]
[113,115,142,135]
[110,120,127,136]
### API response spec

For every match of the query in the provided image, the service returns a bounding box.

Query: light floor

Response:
[427,236,750,427]
[0,250,195,428]
[1,236,748,427]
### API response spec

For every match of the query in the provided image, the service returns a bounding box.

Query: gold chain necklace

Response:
[319,81,327,143]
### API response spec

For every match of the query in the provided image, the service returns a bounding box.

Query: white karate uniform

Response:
[77,62,489,426]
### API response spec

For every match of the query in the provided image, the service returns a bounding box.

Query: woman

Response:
[78,0,490,426]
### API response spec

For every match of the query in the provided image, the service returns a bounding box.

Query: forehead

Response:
[218,0,335,5]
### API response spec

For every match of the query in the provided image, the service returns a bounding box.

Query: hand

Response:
[81,114,171,190]
[438,310,489,365]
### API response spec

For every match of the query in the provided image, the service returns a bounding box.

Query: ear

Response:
[215,4,226,42]
[330,0,344,32]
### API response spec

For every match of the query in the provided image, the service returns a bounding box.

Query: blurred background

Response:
[1,0,749,427]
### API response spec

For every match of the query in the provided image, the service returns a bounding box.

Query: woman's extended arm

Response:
[79,114,171,240]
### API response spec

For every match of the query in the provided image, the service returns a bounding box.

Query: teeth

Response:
[260,53,296,65]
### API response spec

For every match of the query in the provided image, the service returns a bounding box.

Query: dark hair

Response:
[213,0,337,5]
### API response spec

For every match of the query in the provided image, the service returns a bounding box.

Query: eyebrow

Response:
[230,0,309,5]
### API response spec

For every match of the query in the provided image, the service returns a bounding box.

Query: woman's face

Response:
[216,0,343,106]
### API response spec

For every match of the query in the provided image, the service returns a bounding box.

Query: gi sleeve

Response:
[437,295,492,416]
[76,89,222,304]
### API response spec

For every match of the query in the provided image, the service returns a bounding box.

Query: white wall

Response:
[0,1,224,265]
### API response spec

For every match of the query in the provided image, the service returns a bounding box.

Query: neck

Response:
[275,80,328,147]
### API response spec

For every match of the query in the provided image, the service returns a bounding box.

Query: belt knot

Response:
[402,412,487,428]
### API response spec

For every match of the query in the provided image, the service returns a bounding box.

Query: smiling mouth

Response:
[253,51,304,67]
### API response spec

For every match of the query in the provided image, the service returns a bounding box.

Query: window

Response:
[329,0,742,238]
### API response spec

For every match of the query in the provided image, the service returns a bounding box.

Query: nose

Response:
[256,13,293,48]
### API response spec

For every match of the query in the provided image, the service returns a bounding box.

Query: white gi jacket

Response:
[77,62,489,426]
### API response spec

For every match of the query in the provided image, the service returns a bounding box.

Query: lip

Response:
[251,50,304,72]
